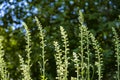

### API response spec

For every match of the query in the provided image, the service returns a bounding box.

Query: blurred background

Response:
[0,0,120,80]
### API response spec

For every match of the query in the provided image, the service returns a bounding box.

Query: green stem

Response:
[65,39,68,80]
[80,26,84,80]
[87,33,90,80]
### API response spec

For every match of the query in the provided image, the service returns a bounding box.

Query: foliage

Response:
[112,27,120,80]
[0,1,120,79]
[18,22,32,80]
[35,17,47,80]
[0,36,9,80]
[54,26,69,80]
